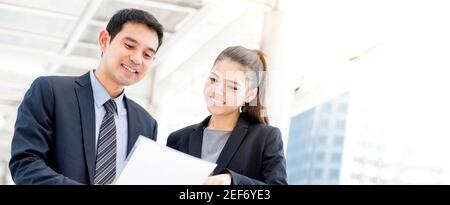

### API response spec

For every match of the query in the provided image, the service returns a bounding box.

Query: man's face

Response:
[100,22,159,86]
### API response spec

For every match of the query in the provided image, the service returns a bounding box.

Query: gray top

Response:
[201,128,232,163]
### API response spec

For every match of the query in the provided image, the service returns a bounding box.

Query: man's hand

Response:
[203,173,232,185]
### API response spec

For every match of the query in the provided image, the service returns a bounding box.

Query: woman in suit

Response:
[167,46,287,185]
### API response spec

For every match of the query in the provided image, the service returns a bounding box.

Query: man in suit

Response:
[9,8,164,185]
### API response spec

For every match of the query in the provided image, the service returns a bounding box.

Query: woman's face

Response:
[204,58,256,116]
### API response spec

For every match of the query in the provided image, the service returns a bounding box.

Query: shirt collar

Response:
[89,70,125,115]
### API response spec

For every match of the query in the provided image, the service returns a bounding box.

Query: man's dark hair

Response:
[106,8,164,51]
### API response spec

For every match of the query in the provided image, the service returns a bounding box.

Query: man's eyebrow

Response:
[123,36,138,44]
[123,36,156,54]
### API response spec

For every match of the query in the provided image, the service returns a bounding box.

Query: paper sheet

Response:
[115,135,216,185]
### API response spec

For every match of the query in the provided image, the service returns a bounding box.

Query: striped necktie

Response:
[94,99,117,185]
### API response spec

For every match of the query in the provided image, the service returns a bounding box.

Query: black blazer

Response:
[167,115,287,185]
[9,72,158,185]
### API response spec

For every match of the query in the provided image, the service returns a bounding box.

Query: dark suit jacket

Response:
[9,72,158,185]
[167,114,287,185]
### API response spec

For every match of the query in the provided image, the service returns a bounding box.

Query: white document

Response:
[115,136,217,185]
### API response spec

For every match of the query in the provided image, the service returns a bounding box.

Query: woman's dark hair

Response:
[214,46,269,124]
[106,8,164,51]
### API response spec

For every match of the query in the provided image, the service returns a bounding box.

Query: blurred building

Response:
[287,88,450,185]
[287,92,348,184]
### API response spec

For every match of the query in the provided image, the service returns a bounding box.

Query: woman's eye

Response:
[125,43,133,49]
[228,86,238,91]
[209,77,216,82]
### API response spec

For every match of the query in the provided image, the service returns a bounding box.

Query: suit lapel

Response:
[125,97,141,155]
[188,116,210,158]
[214,115,249,174]
[74,72,96,184]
